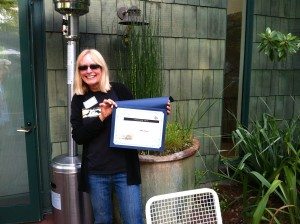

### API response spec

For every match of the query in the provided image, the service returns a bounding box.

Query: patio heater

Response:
[50,1,93,223]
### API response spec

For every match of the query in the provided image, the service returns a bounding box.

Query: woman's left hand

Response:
[166,101,171,115]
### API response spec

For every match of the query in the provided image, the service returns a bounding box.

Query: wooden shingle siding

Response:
[180,70,192,100]
[184,6,197,38]
[188,39,199,68]
[197,7,208,38]
[250,0,300,122]
[198,39,210,69]
[191,70,203,99]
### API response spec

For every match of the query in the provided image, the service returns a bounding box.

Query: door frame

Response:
[0,0,50,222]
[29,0,52,215]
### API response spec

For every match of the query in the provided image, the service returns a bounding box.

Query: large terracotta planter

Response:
[139,138,200,210]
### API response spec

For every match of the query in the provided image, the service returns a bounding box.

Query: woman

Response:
[71,49,170,224]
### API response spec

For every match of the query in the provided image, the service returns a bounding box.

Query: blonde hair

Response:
[73,49,111,95]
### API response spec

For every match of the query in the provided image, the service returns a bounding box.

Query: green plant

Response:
[212,183,231,212]
[0,0,18,30]
[219,113,300,223]
[116,23,196,156]
[155,96,218,156]
[195,169,207,187]
[139,120,194,156]
[258,27,300,61]
[117,24,162,99]
[163,121,193,155]
[251,167,299,224]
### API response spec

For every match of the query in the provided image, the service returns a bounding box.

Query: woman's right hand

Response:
[98,99,117,121]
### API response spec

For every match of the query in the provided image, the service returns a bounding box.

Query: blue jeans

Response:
[88,173,143,224]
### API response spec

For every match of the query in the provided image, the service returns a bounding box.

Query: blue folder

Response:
[110,96,170,151]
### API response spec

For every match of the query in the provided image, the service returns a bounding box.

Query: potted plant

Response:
[115,21,202,213]
[136,95,220,209]
[139,121,200,209]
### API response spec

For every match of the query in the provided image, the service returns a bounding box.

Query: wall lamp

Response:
[117,6,149,26]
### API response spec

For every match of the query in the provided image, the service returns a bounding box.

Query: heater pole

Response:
[67,39,77,156]
[65,14,79,157]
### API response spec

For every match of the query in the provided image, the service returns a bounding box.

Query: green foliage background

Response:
[116,25,163,99]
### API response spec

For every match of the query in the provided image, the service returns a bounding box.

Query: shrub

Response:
[220,113,300,223]
[258,27,300,61]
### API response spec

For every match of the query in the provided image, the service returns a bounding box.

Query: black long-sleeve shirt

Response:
[71,82,141,192]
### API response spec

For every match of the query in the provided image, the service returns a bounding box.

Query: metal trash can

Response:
[50,154,93,224]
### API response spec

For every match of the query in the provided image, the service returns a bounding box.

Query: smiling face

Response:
[78,54,102,91]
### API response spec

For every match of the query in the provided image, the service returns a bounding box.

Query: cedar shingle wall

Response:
[250,0,300,121]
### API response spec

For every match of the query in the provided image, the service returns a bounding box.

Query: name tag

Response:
[83,96,98,109]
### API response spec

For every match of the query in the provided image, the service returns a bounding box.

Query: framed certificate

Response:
[110,97,170,151]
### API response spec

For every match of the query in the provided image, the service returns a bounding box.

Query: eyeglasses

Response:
[78,64,101,71]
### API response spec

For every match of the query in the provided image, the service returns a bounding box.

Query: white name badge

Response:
[83,96,98,109]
